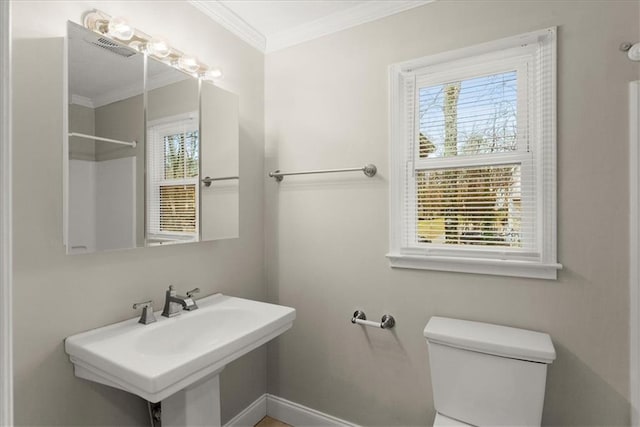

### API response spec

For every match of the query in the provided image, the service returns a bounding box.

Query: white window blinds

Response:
[389,28,560,279]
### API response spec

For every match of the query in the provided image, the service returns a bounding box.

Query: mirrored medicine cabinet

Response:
[65,21,239,255]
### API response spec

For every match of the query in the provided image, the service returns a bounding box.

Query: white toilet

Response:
[424,317,556,427]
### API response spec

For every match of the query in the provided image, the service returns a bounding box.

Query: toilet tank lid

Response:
[424,317,556,364]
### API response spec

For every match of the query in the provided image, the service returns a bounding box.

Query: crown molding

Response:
[188,0,267,52]
[188,1,434,54]
[92,82,143,109]
[74,67,192,110]
[70,94,94,109]
[147,68,190,92]
[266,1,433,53]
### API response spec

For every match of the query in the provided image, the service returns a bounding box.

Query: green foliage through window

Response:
[417,166,522,247]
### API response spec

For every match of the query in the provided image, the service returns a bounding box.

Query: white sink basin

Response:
[65,294,295,407]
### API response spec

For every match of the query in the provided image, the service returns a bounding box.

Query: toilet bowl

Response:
[424,317,556,427]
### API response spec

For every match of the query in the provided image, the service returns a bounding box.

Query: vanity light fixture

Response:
[82,9,224,81]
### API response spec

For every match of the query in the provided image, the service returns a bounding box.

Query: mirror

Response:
[65,21,239,254]
[66,22,143,254]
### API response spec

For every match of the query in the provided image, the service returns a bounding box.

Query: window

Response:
[388,28,560,279]
[147,113,199,244]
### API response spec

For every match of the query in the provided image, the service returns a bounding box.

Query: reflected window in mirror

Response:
[145,56,200,246]
[147,114,199,245]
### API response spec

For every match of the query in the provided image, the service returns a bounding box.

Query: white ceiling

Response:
[220,1,369,37]
[189,0,433,53]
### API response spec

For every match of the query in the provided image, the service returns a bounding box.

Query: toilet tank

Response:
[424,317,556,427]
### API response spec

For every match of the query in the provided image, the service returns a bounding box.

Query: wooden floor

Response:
[255,415,291,427]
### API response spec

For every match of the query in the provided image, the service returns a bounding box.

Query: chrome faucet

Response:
[161,285,200,317]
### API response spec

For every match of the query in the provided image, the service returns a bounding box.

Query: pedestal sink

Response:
[65,294,295,426]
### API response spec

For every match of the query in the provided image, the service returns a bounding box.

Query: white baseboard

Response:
[224,394,359,427]
[224,394,268,427]
[266,394,359,427]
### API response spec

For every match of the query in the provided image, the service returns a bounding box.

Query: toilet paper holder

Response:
[351,310,395,329]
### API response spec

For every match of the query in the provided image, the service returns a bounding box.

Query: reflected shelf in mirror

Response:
[68,132,136,148]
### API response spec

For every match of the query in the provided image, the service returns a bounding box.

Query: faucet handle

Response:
[132,300,152,309]
[133,300,156,325]
[186,288,200,298]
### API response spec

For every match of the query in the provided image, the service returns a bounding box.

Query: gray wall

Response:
[68,104,96,161]
[265,1,639,425]
[94,95,144,247]
[12,1,265,425]
[94,96,143,163]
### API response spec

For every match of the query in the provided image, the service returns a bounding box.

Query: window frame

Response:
[388,27,560,279]
[146,112,200,244]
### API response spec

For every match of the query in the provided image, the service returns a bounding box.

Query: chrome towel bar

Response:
[351,310,395,329]
[269,164,377,182]
[201,176,239,187]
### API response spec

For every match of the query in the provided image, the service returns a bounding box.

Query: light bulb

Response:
[107,17,134,41]
[147,38,170,58]
[177,55,200,73]
[203,67,224,81]
[128,40,145,52]
[83,11,108,34]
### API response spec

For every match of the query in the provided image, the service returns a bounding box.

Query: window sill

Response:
[386,253,562,280]
[147,234,198,246]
